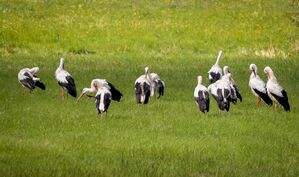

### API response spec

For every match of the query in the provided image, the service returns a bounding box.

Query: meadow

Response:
[0,0,298,177]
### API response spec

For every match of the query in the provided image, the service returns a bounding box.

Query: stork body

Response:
[95,87,112,114]
[194,76,210,113]
[18,67,46,92]
[249,64,272,107]
[264,66,290,112]
[208,50,223,84]
[135,67,152,104]
[208,74,232,111]
[150,73,165,98]
[55,58,77,98]
[77,79,122,102]
[223,66,242,104]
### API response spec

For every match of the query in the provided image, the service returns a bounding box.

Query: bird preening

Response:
[18,67,46,93]
[17,56,291,115]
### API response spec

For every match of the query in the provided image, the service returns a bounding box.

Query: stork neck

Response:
[59,59,64,69]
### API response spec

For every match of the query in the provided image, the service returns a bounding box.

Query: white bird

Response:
[150,72,165,98]
[95,87,112,114]
[77,79,122,102]
[208,73,232,111]
[194,76,210,113]
[18,67,46,92]
[264,66,290,112]
[223,66,242,103]
[55,58,77,98]
[208,50,223,84]
[249,64,272,107]
[135,67,152,104]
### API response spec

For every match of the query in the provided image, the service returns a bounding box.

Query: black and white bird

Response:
[18,67,45,92]
[264,66,290,112]
[55,58,77,98]
[249,64,272,107]
[194,76,210,113]
[77,79,122,102]
[208,50,223,84]
[95,87,112,115]
[208,73,232,111]
[135,67,152,104]
[150,72,165,98]
[223,66,242,103]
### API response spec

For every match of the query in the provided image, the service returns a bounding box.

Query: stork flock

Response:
[18,52,290,115]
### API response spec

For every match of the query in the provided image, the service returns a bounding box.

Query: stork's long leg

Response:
[61,87,65,99]
[257,97,261,108]
[275,104,279,112]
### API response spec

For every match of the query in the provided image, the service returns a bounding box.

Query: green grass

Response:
[0,1,298,177]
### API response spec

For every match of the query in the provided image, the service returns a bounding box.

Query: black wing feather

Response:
[108,82,123,102]
[271,90,290,111]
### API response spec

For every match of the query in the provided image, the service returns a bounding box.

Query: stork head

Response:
[144,66,150,74]
[264,66,273,79]
[250,64,257,76]
[76,88,94,103]
[223,66,230,75]
[29,67,40,74]
[197,75,203,85]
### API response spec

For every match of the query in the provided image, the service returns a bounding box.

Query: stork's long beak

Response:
[252,70,256,77]
[265,72,269,78]
[76,92,85,103]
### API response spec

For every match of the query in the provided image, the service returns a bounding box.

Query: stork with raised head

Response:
[208,50,223,84]
[249,64,272,107]
[264,66,290,112]
[135,67,152,104]
[208,73,232,111]
[18,67,46,93]
[150,72,165,98]
[95,87,112,115]
[77,79,122,102]
[194,76,210,113]
[55,58,77,98]
[223,66,242,103]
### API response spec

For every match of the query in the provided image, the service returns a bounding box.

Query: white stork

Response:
[264,66,290,112]
[77,79,123,102]
[55,58,77,98]
[208,73,232,111]
[150,72,165,98]
[208,50,223,84]
[194,76,210,113]
[135,67,152,104]
[18,67,45,93]
[95,87,112,114]
[223,66,242,103]
[249,64,272,107]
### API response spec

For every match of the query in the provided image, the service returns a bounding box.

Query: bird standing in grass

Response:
[223,66,242,104]
[194,76,210,113]
[208,73,232,111]
[18,67,46,93]
[249,64,272,107]
[77,79,122,102]
[264,66,290,112]
[135,67,152,104]
[208,50,223,84]
[95,87,112,115]
[149,72,165,98]
[55,58,77,98]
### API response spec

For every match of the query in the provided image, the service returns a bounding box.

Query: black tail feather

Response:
[253,89,272,106]
[108,82,123,102]
[271,91,290,111]
[35,80,46,90]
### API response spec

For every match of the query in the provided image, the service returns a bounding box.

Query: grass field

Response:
[0,1,299,177]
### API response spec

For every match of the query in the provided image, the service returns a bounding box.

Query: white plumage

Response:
[194,76,210,113]
[264,66,290,111]
[149,72,165,98]
[55,58,77,98]
[249,64,272,107]
[18,67,45,92]
[223,66,242,103]
[208,50,223,84]
[95,87,112,114]
[135,67,152,104]
[77,79,122,102]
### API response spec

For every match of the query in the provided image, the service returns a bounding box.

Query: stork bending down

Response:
[18,67,46,93]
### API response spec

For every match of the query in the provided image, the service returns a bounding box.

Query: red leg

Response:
[257,97,261,108]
